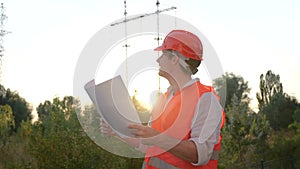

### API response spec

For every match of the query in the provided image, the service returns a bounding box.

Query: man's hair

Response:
[185,57,201,75]
[165,50,201,75]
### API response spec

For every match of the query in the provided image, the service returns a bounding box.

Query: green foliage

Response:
[261,93,299,130]
[219,94,270,168]
[0,104,15,146]
[293,108,300,123]
[2,71,300,168]
[213,72,250,111]
[263,124,300,168]
[0,104,17,168]
[256,70,300,131]
[36,96,80,122]
[0,117,33,169]
[31,96,144,169]
[30,111,106,169]
[0,84,32,129]
[289,122,300,165]
[215,72,272,168]
[256,70,283,110]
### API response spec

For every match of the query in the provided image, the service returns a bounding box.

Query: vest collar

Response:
[167,78,200,96]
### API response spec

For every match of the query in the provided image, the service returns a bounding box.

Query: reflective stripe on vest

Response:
[146,150,220,169]
[149,157,180,169]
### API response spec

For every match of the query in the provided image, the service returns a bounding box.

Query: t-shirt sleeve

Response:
[189,92,223,166]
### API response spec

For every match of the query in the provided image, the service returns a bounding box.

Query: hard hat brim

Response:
[154,45,164,51]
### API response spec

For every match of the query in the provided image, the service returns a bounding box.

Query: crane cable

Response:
[124,0,129,87]
[156,0,161,92]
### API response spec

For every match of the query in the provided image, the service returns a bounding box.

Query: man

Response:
[102,30,225,169]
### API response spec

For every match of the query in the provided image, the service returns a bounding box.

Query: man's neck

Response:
[169,75,192,94]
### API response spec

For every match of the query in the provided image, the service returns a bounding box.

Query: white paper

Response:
[84,75,141,137]
[84,79,97,106]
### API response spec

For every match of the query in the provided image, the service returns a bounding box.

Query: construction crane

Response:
[0,3,11,82]
[111,0,176,91]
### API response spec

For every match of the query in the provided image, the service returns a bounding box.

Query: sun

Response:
[128,69,169,108]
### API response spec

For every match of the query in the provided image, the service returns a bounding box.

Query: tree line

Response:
[0,70,299,168]
[215,71,300,168]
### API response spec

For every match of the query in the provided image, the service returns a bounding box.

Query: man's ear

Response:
[171,55,179,65]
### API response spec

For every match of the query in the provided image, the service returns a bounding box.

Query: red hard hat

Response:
[154,30,203,60]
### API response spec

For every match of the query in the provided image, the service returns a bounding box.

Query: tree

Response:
[36,100,52,120]
[0,105,32,168]
[0,104,15,147]
[262,93,299,130]
[256,70,283,110]
[213,72,251,111]
[32,96,101,168]
[0,84,32,129]
[219,94,270,168]
[256,70,299,130]
[32,96,142,169]
[36,96,80,122]
[215,73,271,168]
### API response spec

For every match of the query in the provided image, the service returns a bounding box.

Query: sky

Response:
[1,0,300,117]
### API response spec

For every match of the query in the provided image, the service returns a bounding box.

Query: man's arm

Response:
[189,92,223,165]
[128,124,198,163]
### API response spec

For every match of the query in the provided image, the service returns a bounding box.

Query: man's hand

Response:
[128,124,160,145]
[100,119,118,137]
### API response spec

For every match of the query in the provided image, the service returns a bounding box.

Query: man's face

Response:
[156,51,176,79]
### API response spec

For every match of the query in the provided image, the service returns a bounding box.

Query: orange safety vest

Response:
[144,81,225,169]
